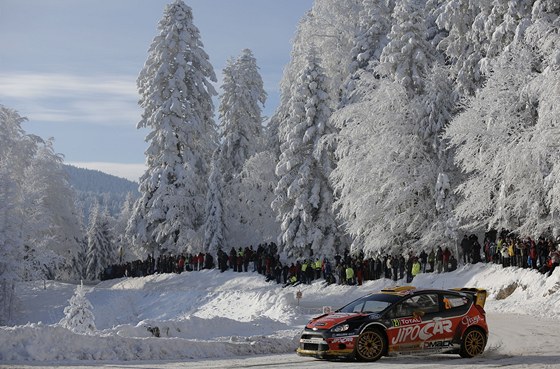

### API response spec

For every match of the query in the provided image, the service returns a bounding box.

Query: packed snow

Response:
[1,263,560,366]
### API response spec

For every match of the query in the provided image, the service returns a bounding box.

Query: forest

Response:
[1,0,559,323]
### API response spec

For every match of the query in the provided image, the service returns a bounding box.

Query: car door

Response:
[384,293,441,354]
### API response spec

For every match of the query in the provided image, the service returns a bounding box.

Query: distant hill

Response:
[64,164,139,222]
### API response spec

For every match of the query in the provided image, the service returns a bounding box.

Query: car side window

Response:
[389,294,439,318]
[442,294,468,310]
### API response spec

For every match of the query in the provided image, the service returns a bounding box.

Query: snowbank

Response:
[1,264,559,361]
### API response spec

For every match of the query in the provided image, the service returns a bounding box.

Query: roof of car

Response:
[378,286,473,297]
[379,286,418,296]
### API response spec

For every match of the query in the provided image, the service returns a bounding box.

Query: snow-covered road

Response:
[2,313,559,368]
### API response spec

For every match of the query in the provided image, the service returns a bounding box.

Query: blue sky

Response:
[0,0,313,181]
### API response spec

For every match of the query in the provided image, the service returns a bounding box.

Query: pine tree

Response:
[85,201,113,280]
[378,0,439,94]
[114,192,135,262]
[129,0,217,255]
[340,0,392,105]
[272,53,341,258]
[59,281,96,335]
[203,149,226,254]
[218,49,266,182]
[216,48,269,247]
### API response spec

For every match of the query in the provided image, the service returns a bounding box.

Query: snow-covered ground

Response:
[1,263,560,368]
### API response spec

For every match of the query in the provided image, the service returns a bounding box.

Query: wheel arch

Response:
[460,325,488,358]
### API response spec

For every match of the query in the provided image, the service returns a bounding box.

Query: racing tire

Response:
[355,328,385,362]
[460,327,487,358]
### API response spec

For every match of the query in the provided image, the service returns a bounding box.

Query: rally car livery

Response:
[297,286,488,362]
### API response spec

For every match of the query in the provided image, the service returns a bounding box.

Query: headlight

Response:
[331,323,350,333]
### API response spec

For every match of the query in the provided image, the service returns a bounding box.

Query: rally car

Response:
[297,286,488,362]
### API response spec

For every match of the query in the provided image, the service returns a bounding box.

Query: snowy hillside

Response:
[1,263,559,362]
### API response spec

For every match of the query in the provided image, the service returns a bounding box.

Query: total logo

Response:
[392,317,422,327]
[391,319,453,344]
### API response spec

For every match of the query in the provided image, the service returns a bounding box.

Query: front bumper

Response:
[296,330,357,359]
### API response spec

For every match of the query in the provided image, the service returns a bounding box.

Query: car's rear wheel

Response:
[355,328,385,362]
[460,327,487,358]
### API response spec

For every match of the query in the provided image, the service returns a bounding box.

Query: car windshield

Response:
[337,293,399,314]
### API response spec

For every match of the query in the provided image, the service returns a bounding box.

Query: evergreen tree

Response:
[272,53,341,258]
[59,281,96,335]
[435,0,487,96]
[378,0,439,94]
[85,201,113,280]
[129,0,218,255]
[114,193,135,262]
[203,149,226,254]
[340,0,392,106]
[218,49,266,181]
[216,48,270,247]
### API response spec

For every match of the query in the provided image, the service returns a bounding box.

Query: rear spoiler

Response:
[450,288,487,308]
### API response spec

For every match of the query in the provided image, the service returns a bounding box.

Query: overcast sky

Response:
[0,0,313,181]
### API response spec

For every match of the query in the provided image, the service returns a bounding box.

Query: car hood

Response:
[306,312,369,330]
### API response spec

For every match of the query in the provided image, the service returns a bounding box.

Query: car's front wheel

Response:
[355,328,385,362]
[460,327,487,358]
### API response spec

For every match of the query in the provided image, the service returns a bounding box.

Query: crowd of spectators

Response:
[101,232,560,285]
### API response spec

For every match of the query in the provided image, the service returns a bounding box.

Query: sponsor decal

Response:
[392,317,422,327]
[368,313,381,320]
[424,340,454,349]
[391,343,422,353]
[461,315,480,327]
[331,336,355,344]
[391,319,453,345]
[300,337,326,344]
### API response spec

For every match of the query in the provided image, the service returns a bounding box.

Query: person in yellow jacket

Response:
[314,258,322,280]
[345,264,355,285]
[411,258,421,280]
[301,261,308,284]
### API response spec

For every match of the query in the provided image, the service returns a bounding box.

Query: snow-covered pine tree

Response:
[218,49,266,182]
[378,0,438,94]
[59,281,96,335]
[129,0,217,255]
[272,52,341,259]
[216,48,271,247]
[203,149,226,255]
[113,192,135,262]
[435,0,487,96]
[85,201,113,280]
[340,0,391,105]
